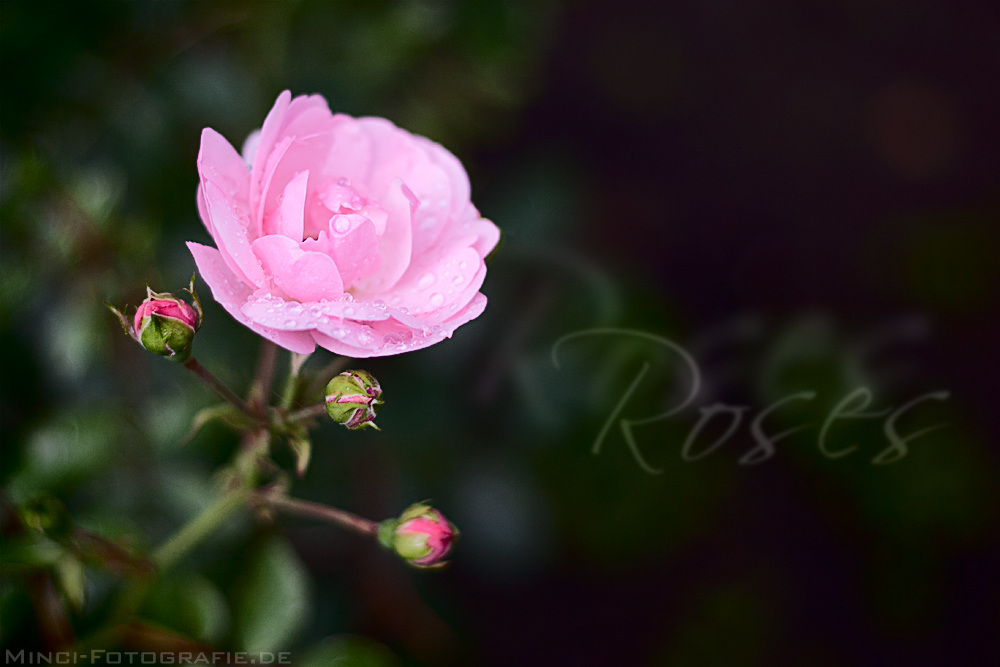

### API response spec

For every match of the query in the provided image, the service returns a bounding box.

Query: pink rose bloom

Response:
[187,91,499,357]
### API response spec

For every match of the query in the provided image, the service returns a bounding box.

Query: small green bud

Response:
[325,370,383,430]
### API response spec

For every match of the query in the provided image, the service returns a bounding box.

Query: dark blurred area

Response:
[2,1,999,665]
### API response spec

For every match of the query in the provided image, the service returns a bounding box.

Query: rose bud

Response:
[132,288,202,362]
[378,501,458,569]
[107,277,203,362]
[325,370,383,430]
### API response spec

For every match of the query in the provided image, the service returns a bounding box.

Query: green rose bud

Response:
[325,370,383,430]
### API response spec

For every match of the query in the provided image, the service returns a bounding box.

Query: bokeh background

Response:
[2,0,999,665]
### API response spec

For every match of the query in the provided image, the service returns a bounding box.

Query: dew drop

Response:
[417,272,436,290]
[333,216,351,233]
[429,293,444,307]
[398,306,408,314]
[452,275,464,285]
[344,307,355,316]
[285,319,297,327]
[459,261,468,269]
[277,194,284,204]
[335,327,347,337]
[337,177,350,186]
[373,299,386,308]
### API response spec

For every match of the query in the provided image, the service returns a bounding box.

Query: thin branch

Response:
[286,403,328,423]
[247,340,278,414]
[305,355,351,401]
[182,357,256,420]
[257,493,379,538]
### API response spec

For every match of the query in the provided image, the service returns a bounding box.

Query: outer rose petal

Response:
[310,292,487,358]
[202,180,265,288]
[198,128,250,205]
[187,242,316,354]
[242,293,391,329]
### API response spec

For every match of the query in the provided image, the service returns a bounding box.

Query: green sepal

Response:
[105,301,138,341]
[184,272,204,330]
[377,519,399,549]
[139,312,195,362]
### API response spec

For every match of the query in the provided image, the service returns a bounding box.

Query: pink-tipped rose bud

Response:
[325,370,383,430]
[378,501,458,569]
[107,276,203,362]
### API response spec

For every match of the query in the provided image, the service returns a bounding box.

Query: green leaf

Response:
[142,574,231,645]
[232,535,310,653]
[299,636,400,667]
[53,555,86,610]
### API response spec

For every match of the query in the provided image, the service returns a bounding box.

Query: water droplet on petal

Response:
[398,306,408,314]
[429,293,444,307]
[452,275,464,285]
[459,261,468,269]
[285,319,297,327]
[344,306,355,316]
[333,216,351,233]
[337,177,350,186]
[417,272,436,290]
[374,299,386,308]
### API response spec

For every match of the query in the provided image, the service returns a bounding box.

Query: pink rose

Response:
[187,91,499,357]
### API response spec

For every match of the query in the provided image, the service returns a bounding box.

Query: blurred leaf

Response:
[231,535,310,653]
[299,635,400,667]
[7,409,120,498]
[53,554,86,611]
[143,573,231,645]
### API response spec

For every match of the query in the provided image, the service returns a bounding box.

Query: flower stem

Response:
[247,340,278,414]
[259,494,379,538]
[153,487,250,572]
[286,403,328,423]
[183,357,255,419]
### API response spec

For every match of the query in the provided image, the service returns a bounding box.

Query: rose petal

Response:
[202,180,265,288]
[251,234,344,302]
[273,170,309,241]
[310,292,487,358]
[353,178,414,294]
[187,242,315,354]
[242,292,391,330]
